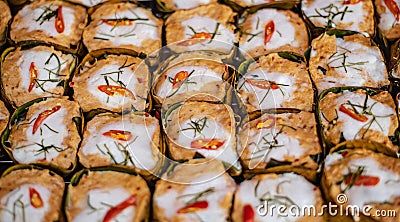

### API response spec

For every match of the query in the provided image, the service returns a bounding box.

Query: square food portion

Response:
[10,0,87,51]
[83,2,162,54]
[6,98,82,171]
[239,8,309,59]
[1,45,75,108]
[165,3,237,54]
[237,52,313,112]
[309,33,389,93]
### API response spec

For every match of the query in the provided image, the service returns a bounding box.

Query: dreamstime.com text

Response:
[256,194,397,219]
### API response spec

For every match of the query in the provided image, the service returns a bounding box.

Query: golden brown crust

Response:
[319,89,398,152]
[165,3,237,52]
[72,55,149,112]
[0,1,11,46]
[154,58,229,105]
[83,2,162,54]
[0,168,65,222]
[8,98,81,170]
[10,0,87,49]
[232,173,324,222]
[78,113,160,169]
[239,9,309,58]
[66,171,150,222]
[239,53,314,112]
[238,112,321,170]
[1,46,74,108]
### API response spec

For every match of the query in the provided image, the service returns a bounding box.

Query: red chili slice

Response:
[55,6,65,33]
[243,204,255,222]
[29,187,44,208]
[103,130,133,141]
[384,0,400,21]
[264,20,275,45]
[339,104,368,122]
[246,79,279,90]
[177,200,208,214]
[190,138,225,150]
[98,85,136,100]
[102,194,136,222]
[256,116,275,129]
[343,0,362,4]
[344,175,380,186]
[29,62,38,92]
[32,105,61,134]
[102,19,133,27]
[177,32,213,46]
[172,71,189,89]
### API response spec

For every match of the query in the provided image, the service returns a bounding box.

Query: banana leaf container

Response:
[8,0,87,55]
[0,43,77,109]
[218,0,299,14]
[317,87,400,154]
[151,50,236,109]
[0,164,65,222]
[71,48,150,116]
[153,158,236,221]
[65,167,151,222]
[238,108,322,183]
[0,97,84,176]
[236,51,314,115]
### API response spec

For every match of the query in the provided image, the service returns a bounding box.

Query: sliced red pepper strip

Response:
[102,194,136,222]
[243,204,255,222]
[29,62,38,92]
[102,19,133,27]
[344,175,380,186]
[177,200,208,214]
[55,6,65,33]
[103,130,133,141]
[98,85,136,100]
[177,32,213,46]
[342,0,362,5]
[29,187,44,208]
[339,104,368,122]
[32,105,61,134]
[246,79,279,90]
[256,116,275,129]
[190,138,225,150]
[172,71,189,89]
[264,20,275,45]
[384,0,400,21]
